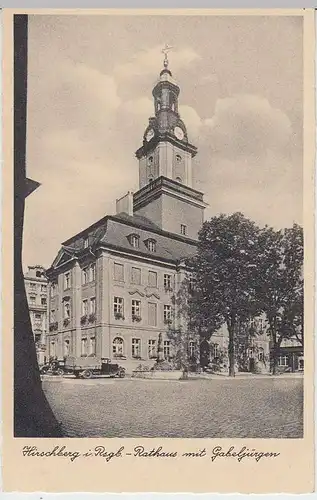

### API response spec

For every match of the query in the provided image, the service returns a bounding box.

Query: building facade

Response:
[24,265,48,365]
[46,56,270,373]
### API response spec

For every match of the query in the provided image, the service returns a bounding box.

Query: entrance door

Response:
[249,358,255,373]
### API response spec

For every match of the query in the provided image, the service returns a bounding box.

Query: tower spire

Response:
[161,44,173,69]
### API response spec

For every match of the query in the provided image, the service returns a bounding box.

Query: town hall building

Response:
[46,51,270,374]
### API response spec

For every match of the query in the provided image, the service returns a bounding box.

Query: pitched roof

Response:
[51,212,197,269]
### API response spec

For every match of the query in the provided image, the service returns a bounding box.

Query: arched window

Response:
[64,339,70,357]
[212,343,219,359]
[112,337,124,357]
[147,156,153,165]
[36,271,42,277]
[188,340,195,359]
[175,154,182,162]
[175,176,182,183]
[148,177,154,184]
[258,347,264,362]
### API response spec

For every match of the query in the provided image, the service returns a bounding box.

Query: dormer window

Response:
[176,154,182,162]
[84,237,89,249]
[128,234,140,249]
[176,176,182,183]
[148,177,154,184]
[147,156,153,166]
[145,238,156,253]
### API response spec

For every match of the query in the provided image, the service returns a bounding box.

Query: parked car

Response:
[40,359,71,376]
[64,356,126,379]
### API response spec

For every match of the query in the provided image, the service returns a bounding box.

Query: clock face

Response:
[174,126,184,140]
[145,128,155,142]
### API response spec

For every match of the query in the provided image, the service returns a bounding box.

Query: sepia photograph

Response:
[14,12,307,443]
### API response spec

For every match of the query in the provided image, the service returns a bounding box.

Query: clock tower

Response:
[132,47,207,240]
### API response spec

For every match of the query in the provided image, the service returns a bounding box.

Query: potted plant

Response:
[132,314,141,322]
[80,315,87,325]
[88,313,96,323]
[114,312,124,320]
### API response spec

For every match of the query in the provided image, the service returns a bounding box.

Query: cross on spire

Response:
[161,44,173,68]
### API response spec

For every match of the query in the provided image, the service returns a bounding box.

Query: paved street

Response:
[42,377,303,438]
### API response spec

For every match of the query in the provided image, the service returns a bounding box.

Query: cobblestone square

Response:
[42,376,303,438]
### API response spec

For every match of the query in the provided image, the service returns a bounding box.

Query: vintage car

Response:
[39,359,72,376]
[64,356,126,379]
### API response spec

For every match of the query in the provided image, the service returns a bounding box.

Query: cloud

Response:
[124,97,153,117]
[179,105,203,138]
[204,94,293,159]
[114,45,201,80]
[200,73,219,84]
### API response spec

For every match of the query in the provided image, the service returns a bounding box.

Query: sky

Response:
[23,14,303,269]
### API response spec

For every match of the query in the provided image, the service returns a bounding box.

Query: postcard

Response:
[2,8,315,493]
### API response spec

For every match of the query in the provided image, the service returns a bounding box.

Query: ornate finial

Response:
[161,43,173,68]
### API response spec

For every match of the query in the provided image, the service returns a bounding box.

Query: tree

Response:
[185,213,262,377]
[256,224,303,374]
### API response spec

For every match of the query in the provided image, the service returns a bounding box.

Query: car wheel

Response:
[82,369,93,379]
[56,368,64,376]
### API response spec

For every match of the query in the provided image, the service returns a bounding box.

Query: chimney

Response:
[116,191,134,217]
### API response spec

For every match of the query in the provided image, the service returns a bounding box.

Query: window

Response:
[164,274,172,290]
[164,304,172,323]
[50,283,56,297]
[50,341,56,358]
[84,237,89,249]
[130,234,140,249]
[89,337,96,356]
[175,154,182,162]
[114,263,124,282]
[113,297,124,317]
[148,302,157,327]
[180,224,187,236]
[36,270,42,278]
[131,267,141,285]
[64,339,70,357]
[175,177,182,183]
[50,310,56,322]
[90,297,96,314]
[81,338,88,356]
[35,313,42,320]
[64,301,71,319]
[90,264,96,282]
[148,271,157,287]
[132,338,141,358]
[41,297,47,306]
[146,239,156,252]
[132,299,141,319]
[112,337,124,357]
[163,340,170,359]
[29,283,36,290]
[278,356,288,367]
[64,272,71,290]
[29,295,36,305]
[148,177,154,183]
[212,343,219,359]
[148,156,153,165]
[82,268,89,285]
[82,299,89,316]
[148,339,156,358]
[41,284,47,291]
[258,348,264,362]
[189,340,195,359]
